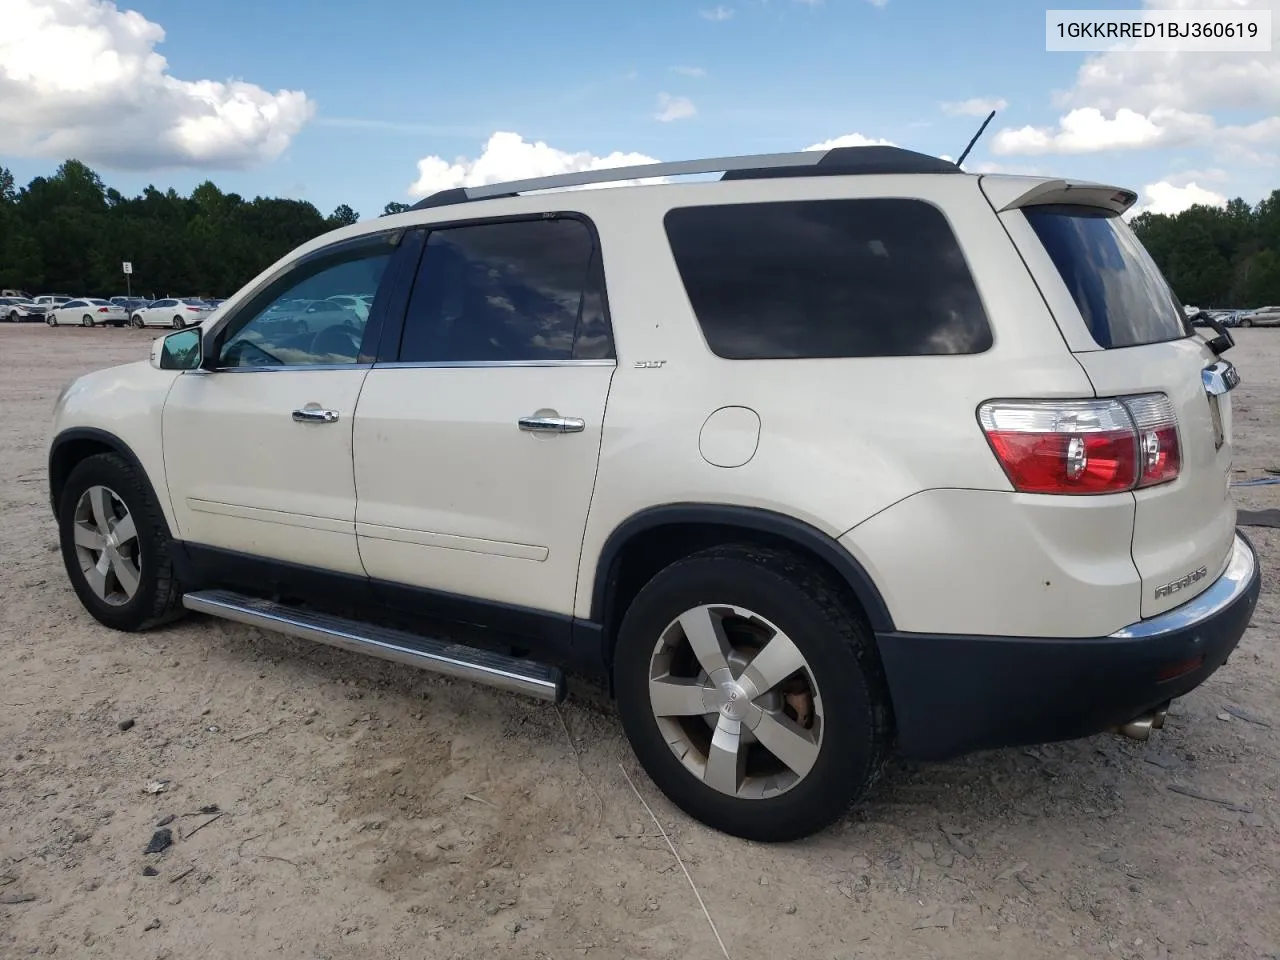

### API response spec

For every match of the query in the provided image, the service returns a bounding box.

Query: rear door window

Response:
[663,198,992,359]
[1022,204,1190,349]
[397,217,612,363]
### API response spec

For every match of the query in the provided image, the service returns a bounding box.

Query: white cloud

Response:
[1131,180,1229,217]
[1165,168,1230,187]
[700,5,735,20]
[941,97,1009,117]
[992,106,1274,157]
[803,133,896,151]
[993,0,1277,158]
[0,0,313,169]
[671,65,707,77]
[866,0,890,6]
[408,132,662,199]
[654,93,697,122]
[969,160,1052,176]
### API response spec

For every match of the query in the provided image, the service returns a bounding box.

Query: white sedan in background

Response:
[130,298,212,329]
[325,294,373,321]
[46,299,129,327]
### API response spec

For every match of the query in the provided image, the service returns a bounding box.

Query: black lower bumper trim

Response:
[876,532,1262,760]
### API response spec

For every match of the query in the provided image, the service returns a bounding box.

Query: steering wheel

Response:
[309,323,362,359]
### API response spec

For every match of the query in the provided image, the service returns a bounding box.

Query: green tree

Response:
[381,201,411,217]
[328,203,359,226]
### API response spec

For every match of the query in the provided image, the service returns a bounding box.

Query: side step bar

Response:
[182,589,566,703]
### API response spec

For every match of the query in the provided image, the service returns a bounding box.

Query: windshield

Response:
[1023,204,1190,349]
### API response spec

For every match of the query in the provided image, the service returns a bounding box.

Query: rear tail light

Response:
[186,306,202,311]
[978,395,1180,495]
[1123,394,1181,487]
[97,307,109,313]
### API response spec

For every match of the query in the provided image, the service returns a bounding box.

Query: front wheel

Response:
[131,314,144,328]
[1239,318,1253,328]
[172,315,184,329]
[613,544,892,842]
[8,311,18,323]
[46,314,56,326]
[58,453,185,632]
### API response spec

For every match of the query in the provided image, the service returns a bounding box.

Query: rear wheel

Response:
[82,314,94,327]
[613,544,892,842]
[57,453,185,632]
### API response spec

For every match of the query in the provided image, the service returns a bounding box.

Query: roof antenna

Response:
[955,110,996,170]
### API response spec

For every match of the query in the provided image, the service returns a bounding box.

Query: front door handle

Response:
[293,406,340,424]
[519,415,585,434]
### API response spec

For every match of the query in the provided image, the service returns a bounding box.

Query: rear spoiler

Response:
[979,175,1138,216]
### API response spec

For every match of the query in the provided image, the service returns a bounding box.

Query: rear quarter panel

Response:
[570,175,1101,622]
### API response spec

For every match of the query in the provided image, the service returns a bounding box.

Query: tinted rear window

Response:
[663,198,992,359]
[1023,204,1190,349]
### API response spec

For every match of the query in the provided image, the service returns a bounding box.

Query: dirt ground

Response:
[1,322,1277,960]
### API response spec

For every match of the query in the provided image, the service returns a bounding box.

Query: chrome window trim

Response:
[198,362,374,375]
[372,359,617,370]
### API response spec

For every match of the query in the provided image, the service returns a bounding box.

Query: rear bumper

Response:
[877,531,1261,760]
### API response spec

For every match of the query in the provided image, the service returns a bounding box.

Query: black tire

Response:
[613,544,892,842]
[46,315,56,326]
[58,452,186,632]
[7,311,17,322]
[131,314,143,328]
[1239,318,1252,328]
[172,316,184,329]
[82,314,94,327]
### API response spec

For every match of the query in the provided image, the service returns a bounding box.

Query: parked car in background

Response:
[117,298,151,316]
[325,293,374,321]
[130,298,212,329]
[33,294,74,309]
[0,296,49,322]
[46,298,129,327]
[1237,306,1280,328]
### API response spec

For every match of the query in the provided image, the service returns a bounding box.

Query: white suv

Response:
[47,146,1262,841]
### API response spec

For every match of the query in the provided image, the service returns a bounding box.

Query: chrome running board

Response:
[182,589,565,702]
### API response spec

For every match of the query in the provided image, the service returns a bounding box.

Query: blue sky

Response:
[1,0,1276,220]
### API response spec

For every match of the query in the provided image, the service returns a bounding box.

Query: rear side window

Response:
[663,198,992,359]
[1023,204,1190,349]
[398,217,613,363]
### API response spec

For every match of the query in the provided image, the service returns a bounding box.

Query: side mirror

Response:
[151,327,204,370]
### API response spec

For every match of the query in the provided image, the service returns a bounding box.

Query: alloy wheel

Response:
[71,484,142,607]
[647,604,823,800]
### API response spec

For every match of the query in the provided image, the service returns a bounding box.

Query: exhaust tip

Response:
[1151,703,1170,730]
[1116,715,1154,741]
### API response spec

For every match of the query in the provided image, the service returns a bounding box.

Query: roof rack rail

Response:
[408,145,959,211]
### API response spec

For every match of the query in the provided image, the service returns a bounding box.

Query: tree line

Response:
[0,160,412,299]
[1131,191,1280,308]
[1,159,1277,306]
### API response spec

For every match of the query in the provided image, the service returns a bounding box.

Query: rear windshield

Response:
[1023,204,1190,349]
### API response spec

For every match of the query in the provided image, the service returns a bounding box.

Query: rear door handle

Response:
[519,415,585,434]
[293,407,340,423]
